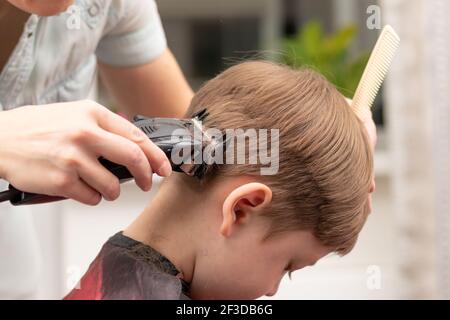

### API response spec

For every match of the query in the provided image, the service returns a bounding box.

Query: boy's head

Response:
[133,61,373,299]
[7,0,74,16]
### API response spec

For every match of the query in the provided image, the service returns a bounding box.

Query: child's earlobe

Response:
[220,183,272,237]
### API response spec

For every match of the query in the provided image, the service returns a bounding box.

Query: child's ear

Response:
[220,183,272,237]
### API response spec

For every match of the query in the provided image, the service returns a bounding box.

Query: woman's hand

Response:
[0,100,172,205]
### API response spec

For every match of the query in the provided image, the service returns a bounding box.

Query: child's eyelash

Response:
[285,263,293,280]
[287,270,293,280]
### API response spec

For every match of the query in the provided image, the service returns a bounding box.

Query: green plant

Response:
[282,21,369,97]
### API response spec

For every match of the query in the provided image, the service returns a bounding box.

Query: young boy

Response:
[65,61,374,300]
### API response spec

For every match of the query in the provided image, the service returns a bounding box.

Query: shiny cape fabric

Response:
[64,232,190,300]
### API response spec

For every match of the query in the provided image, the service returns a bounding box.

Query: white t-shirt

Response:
[0,0,167,298]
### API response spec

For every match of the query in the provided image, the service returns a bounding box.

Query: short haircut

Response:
[185,61,373,255]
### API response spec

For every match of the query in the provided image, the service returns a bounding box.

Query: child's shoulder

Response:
[64,232,190,300]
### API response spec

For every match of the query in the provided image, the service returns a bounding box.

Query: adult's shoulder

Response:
[96,0,167,67]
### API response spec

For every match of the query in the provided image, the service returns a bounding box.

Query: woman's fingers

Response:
[77,154,122,201]
[57,174,102,206]
[95,108,172,178]
[86,129,155,191]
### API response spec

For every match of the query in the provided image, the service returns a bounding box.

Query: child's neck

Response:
[124,175,205,284]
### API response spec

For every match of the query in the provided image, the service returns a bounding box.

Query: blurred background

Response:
[21,0,450,299]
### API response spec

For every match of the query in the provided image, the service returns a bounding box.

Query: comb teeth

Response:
[352,25,400,117]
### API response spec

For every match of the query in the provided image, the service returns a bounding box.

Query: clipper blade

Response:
[133,108,223,179]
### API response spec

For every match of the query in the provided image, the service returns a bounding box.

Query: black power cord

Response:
[0,189,19,203]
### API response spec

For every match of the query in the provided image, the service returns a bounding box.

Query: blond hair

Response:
[185,61,373,255]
